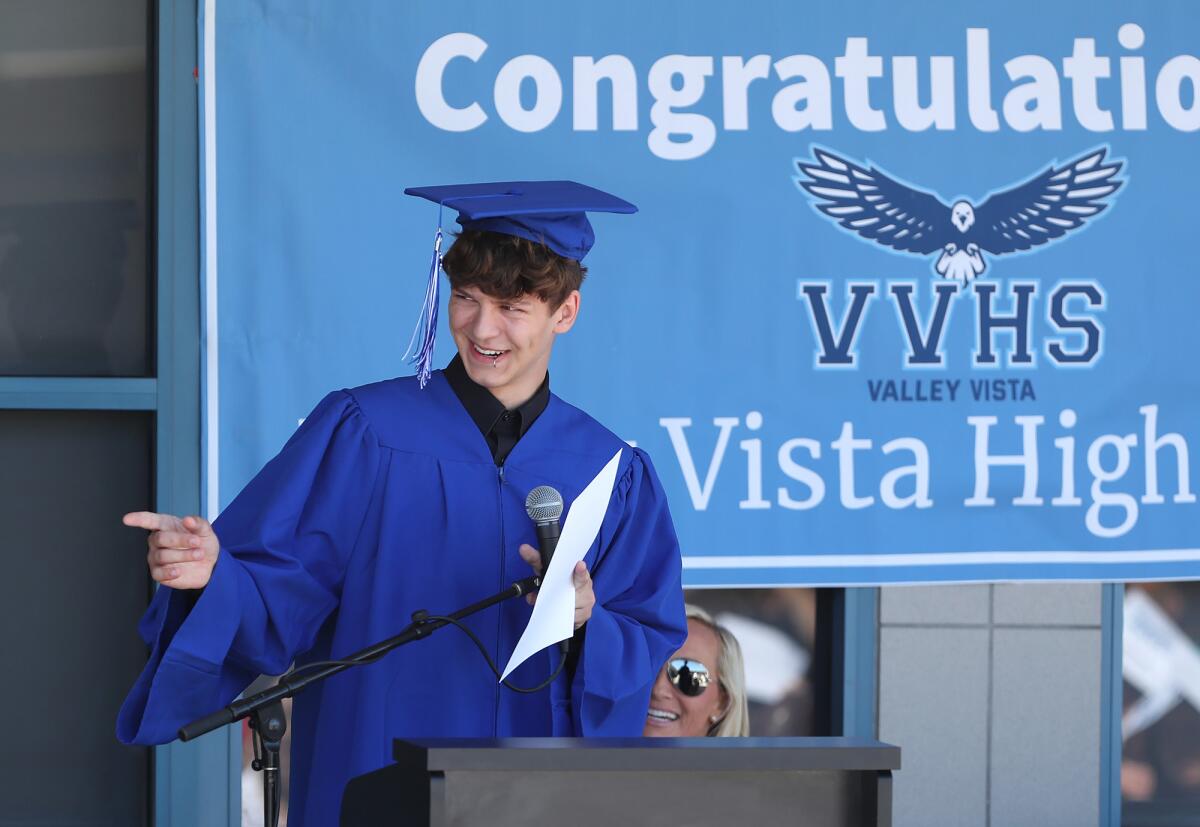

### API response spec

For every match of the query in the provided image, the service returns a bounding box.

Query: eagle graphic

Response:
[794,147,1124,281]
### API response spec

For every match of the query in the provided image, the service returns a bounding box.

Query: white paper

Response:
[500,448,623,680]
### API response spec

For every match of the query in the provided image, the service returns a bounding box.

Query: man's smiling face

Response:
[448,284,579,409]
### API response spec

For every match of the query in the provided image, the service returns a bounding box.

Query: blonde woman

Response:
[643,604,750,737]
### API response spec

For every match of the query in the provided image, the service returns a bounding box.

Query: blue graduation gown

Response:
[117,370,687,825]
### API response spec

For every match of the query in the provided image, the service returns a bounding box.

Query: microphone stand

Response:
[248,701,286,827]
[178,573,544,827]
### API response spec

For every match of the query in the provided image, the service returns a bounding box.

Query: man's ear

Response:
[553,290,581,333]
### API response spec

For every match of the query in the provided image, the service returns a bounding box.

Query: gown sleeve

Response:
[117,390,383,745]
[571,448,687,735]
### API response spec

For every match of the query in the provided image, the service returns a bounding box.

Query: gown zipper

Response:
[493,462,506,736]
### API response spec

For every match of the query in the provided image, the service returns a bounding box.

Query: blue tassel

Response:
[404,227,443,389]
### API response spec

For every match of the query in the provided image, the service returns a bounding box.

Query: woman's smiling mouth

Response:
[645,707,680,724]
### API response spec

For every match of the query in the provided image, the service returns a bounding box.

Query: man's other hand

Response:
[123,511,220,589]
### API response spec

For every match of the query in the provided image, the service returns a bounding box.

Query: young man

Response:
[118,181,687,826]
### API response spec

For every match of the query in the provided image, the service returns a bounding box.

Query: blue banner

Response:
[204,0,1200,585]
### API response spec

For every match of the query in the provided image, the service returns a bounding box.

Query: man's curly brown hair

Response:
[441,230,587,309]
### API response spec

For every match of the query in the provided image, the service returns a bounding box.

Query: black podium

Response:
[341,737,899,827]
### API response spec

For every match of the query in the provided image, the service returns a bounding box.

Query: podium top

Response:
[393,737,900,772]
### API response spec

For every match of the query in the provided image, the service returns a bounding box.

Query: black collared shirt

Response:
[443,355,550,466]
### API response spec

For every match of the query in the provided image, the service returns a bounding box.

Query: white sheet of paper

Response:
[500,448,624,680]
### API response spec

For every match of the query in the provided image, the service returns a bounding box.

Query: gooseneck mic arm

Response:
[178,572,545,743]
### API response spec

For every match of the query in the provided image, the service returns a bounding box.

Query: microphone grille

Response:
[525,485,564,523]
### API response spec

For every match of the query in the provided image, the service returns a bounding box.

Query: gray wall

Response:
[878,584,1102,827]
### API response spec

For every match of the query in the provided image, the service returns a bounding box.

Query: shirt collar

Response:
[443,354,550,438]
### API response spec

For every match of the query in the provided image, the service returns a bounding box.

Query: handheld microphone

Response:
[525,485,569,657]
[524,485,564,582]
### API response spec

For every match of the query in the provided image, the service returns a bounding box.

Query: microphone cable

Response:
[421,613,566,693]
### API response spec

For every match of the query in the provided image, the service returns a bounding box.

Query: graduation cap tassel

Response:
[403,227,443,389]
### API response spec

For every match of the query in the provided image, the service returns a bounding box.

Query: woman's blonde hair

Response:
[685,604,750,737]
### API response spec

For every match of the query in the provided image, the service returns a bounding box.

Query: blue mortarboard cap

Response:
[404,180,637,261]
[400,180,636,389]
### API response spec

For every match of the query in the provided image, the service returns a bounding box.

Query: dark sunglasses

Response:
[666,658,712,697]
